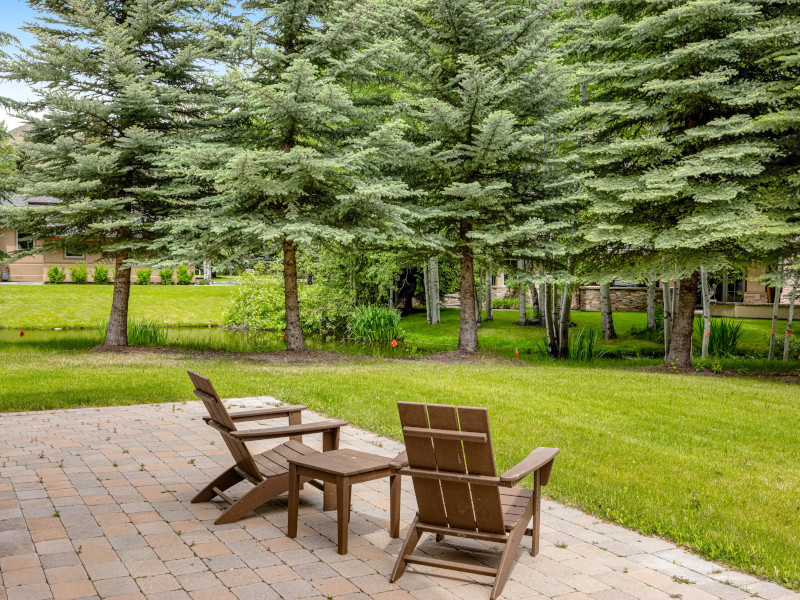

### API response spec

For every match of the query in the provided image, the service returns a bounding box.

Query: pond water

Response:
[0,327,434,357]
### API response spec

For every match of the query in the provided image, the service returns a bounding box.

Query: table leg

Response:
[336,475,350,555]
[389,473,400,538]
[288,464,299,539]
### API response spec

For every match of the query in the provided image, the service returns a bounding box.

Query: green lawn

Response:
[0,284,237,328]
[1,335,799,588]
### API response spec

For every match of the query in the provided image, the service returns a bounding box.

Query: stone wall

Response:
[578,286,663,312]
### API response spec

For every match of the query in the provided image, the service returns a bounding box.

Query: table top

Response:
[288,448,395,477]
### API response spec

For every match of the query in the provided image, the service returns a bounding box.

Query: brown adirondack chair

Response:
[391,402,559,600]
[188,370,347,524]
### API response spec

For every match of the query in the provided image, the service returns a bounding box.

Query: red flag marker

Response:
[514,348,519,356]
[19,331,24,337]
[705,331,710,337]
[772,328,775,334]
[789,332,793,338]
[283,331,287,339]
[391,338,398,347]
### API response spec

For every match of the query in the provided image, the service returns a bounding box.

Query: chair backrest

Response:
[398,402,505,534]
[187,370,262,482]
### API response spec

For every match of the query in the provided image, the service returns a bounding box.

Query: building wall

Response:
[578,286,664,312]
[1,229,190,283]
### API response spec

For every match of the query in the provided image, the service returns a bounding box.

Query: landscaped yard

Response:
[0,284,237,327]
[1,331,799,589]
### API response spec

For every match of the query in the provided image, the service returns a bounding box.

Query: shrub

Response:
[47,265,66,284]
[224,270,352,334]
[176,264,192,285]
[492,297,517,309]
[158,268,173,285]
[693,317,744,356]
[569,328,607,361]
[136,268,152,285]
[69,262,88,283]
[347,305,404,342]
[93,263,109,284]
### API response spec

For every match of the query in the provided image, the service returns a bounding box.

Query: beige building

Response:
[1,196,189,283]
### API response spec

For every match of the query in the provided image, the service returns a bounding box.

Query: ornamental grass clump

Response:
[347,305,404,343]
[568,328,607,362]
[693,317,744,357]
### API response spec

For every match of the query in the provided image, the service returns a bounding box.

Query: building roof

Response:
[3,195,61,207]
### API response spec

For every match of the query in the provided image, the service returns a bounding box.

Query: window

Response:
[16,232,34,251]
[64,246,84,259]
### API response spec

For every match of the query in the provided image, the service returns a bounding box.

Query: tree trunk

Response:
[283,240,305,351]
[530,279,539,313]
[667,271,699,367]
[646,282,657,331]
[516,259,527,325]
[782,276,798,361]
[558,283,572,359]
[700,266,711,359]
[484,271,493,321]
[768,264,782,360]
[432,258,440,324]
[458,227,479,352]
[672,279,681,317]
[104,253,131,347]
[599,283,616,340]
[662,281,673,359]
[203,259,211,282]
[423,261,431,324]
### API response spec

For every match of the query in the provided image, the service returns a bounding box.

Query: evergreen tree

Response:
[159,0,413,351]
[388,0,560,352]
[0,0,225,345]
[559,0,800,366]
[0,123,15,201]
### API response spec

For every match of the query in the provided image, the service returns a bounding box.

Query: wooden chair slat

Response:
[457,406,505,534]
[426,404,476,531]
[397,402,447,526]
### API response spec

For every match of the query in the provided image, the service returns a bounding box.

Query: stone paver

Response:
[1,397,797,600]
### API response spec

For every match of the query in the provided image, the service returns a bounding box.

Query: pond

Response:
[0,327,435,357]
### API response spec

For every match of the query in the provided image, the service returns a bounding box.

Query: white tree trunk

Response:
[423,261,431,324]
[517,259,526,325]
[203,259,211,281]
[646,281,657,331]
[662,281,673,360]
[768,263,782,360]
[431,257,440,324]
[599,283,616,340]
[485,271,493,321]
[782,276,798,361]
[700,266,711,359]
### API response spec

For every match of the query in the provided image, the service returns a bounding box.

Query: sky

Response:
[1,0,37,130]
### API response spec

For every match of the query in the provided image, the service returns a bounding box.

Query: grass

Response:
[1,336,798,589]
[0,284,237,328]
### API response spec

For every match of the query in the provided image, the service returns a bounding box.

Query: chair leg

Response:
[390,515,421,583]
[192,466,243,503]
[531,471,541,557]
[389,474,401,538]
[288,465,299,539]
[491,498,534,600]
[214,473,290,525]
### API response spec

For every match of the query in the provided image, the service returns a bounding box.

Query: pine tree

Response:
[388,0,560,352]
[0,0,225,345]
[0,124,14,201]
[559,0,800,366]
[159,0,413,351]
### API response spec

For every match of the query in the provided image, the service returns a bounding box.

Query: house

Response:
[1,195,191,283]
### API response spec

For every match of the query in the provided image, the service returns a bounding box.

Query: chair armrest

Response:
[229,419,347,440]
[500,447,559,486]
[389,451,408,470]
[204,405,306,423]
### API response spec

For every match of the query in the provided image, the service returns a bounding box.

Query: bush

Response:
[158,268,173,285]
[347,306,404,342]
[69,262,88,284]
[93,263,109,284]
[492,297,517,309]
[224,270,352,334]
[176,264,192,285]
[693,317,744,356]
[136,268,152,285]
[47,265,66,284]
